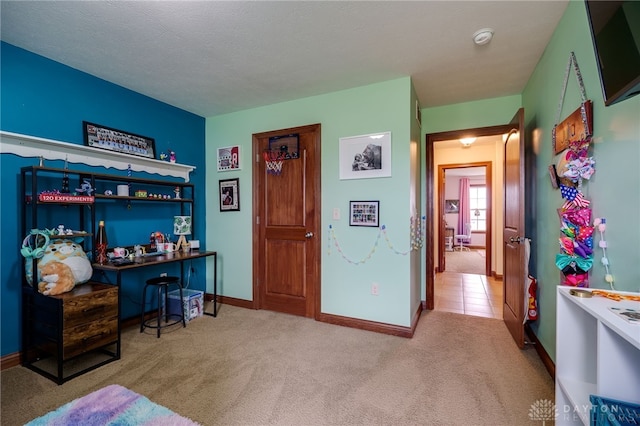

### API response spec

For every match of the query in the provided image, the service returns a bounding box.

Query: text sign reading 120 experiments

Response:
[38,192,94,203]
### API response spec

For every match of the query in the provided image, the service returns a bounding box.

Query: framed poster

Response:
[444,199,459,213]
[349,200,380,227]
[219,178,240,211]
[339,131,391,180]
[217,146,241,172]
[83,121,156,159]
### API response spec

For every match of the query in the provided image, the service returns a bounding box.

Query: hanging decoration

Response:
[328,215,425,265]
[553,52,598,288]
[593,218,614,290]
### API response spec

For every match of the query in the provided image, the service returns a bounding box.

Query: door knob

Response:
[509,236,523,244]
[305,232,314,238]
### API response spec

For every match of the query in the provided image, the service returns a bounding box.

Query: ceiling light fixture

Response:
[459,137,476,147]
[472,28,494,46]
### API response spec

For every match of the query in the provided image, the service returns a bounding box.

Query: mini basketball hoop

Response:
[262,150,286,175]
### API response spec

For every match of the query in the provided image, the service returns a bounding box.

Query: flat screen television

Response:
[584,1,640,106]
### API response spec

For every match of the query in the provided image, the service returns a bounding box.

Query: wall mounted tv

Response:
[584,1,640,106]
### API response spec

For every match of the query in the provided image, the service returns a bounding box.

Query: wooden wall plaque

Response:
[553,100,593,154]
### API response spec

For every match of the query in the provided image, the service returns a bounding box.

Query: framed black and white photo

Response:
[339,131,391,180]
[349,200,380,227]
[219,178,240,212]
[83,121,156,159]
[445,199,459,214]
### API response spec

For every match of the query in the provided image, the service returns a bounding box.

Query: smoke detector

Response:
[473,28,494,46]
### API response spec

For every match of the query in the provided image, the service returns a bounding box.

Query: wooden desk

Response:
[93,250,218,317]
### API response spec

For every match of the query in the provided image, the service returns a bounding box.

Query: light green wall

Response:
[206,77,417,326]
[422,95,522,134]
[522,0,640,362]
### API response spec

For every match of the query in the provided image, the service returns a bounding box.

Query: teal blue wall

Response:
[0,42,206,356]
[522,0,640,361]
[206,78,418,326]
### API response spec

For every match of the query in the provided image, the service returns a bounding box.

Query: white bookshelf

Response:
[0,131,195,182]
[555,286,640,425]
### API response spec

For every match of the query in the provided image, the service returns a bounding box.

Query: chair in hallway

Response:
[454,223,471,251]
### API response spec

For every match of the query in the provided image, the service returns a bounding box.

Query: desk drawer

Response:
[63,285,118,328]
[63,316,118,359]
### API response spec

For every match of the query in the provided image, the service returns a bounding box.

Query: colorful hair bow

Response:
[562,207,592,227]
[563,157,595,183]
[560,184,578,201]
[556,253,593,272]
[560,222,576,239]
[573,240,593,258]
[576,226,594,242]
[559,236,574,255]
[562,272,589,287]
[567,138,590,160]
[561,190,590,209]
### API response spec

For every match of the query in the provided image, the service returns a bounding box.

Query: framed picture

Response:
[219,178,240,212]
[217,146,241,172]
[349,200,380,227]
[83,121,156,159]
[548,165,560,189]
[445,199,459,213]
[339,131,391,180]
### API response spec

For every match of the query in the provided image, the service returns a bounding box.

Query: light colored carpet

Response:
[1,304,553,425]
[445,249,485,274]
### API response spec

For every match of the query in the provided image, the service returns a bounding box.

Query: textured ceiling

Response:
[1,1,569,118]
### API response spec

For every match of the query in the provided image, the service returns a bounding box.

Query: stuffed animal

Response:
[38,261,78,295]
[24,237,93,296]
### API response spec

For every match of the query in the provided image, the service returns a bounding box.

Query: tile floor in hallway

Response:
[434,271,503,319]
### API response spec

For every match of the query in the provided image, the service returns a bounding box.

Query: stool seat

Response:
[140,276,186,338]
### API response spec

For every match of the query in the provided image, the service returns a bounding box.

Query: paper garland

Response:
[328,216,425,265]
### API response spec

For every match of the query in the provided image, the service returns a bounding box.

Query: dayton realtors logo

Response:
[529,399,558,424]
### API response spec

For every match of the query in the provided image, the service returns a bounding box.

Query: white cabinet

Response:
[555,287,640,425]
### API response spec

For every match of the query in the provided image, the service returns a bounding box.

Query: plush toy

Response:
[23,237,93,296]
[38,261,78,295]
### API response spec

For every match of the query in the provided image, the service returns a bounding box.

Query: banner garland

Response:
[328,216,425,265]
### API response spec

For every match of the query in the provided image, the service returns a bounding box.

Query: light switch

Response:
[333,208,340,220]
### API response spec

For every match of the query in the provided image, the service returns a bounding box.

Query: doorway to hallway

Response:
[434,271,503,319]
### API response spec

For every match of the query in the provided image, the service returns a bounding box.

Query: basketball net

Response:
[262,150,285,175]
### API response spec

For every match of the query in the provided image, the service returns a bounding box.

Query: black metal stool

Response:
[140,276,186,338]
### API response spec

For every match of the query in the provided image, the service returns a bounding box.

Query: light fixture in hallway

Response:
[459,137,476,147]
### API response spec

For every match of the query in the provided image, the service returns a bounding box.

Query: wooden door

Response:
[252,124,321,318]
[502,108,526,348]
